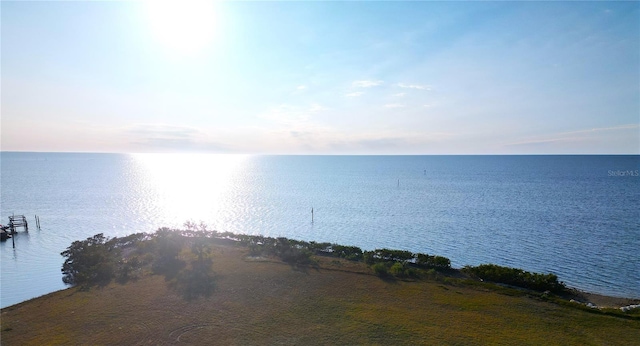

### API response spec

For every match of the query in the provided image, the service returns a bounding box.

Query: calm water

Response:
[1,153,639,307]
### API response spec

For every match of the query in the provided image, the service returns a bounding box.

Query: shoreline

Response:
[2,240,639,345]
[567,289,640,309]
[2,230,639,311]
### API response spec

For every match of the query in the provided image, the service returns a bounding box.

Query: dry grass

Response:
[2,244,639,345]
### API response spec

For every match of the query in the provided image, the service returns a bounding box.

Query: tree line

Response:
[61,228,216,300]
[61,226,566,298]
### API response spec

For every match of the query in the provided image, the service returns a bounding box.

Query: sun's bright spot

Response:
[143,0,219,56]
[132,153,247,226]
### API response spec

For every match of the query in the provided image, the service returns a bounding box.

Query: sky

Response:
[1,1,639,154]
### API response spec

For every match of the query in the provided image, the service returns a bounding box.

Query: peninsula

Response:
[1,228,638,345]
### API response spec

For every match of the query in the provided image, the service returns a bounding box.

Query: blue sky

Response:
[2,1,638,154]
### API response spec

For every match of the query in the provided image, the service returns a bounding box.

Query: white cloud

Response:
[352,80,383,88]
[259,103,326,127]
[384,104,405,108]
[296,85,307,90]
[259,104,309,126]
[397,83,431,90]
[345,91,364,97]
[393,93,406,97]
[309,103,326,112]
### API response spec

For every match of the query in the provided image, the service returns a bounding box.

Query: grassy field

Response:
[2,243,639,345]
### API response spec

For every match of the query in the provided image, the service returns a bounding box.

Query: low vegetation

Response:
[58,225,596,301]
[61,228,216,300]
[1,226,639,345]
[462,263,566,293]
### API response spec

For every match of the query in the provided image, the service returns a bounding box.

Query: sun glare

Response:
[132,153,247,226]
[143,0,219,56]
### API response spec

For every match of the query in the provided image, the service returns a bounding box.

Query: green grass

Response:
[2,243,639,345]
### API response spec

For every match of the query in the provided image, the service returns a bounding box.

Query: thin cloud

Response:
[352,80,383,88]
[393,93,406,97]
[125,123,227,152]
[309,103,326,112]
[126,123,200,138]
[131,137,227,152]
[259,103,326,127]
[397,83,431,90]
[506,124,639,147]
[384,104,405,108]
[345,91,364,97]
[259,104,310,126]
[291,85,308,95]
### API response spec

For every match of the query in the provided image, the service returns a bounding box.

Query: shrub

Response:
[390,262,406,277]
[372,262,389,276]
[116,256,141,284]
[61,233,119,287]
[364,251,376,265]
[331,245,364,261]
[309,241,332,255]
[151,229,186,278]
[462,264,566,293]
[171,242,216,300]
[365,248,414,264]
[280,247,314,265]
[389,262,419,278]
[416,253,451,269]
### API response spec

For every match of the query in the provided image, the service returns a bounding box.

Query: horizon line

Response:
[1,151,639,156]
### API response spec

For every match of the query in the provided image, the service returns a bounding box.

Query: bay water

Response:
[1,153,638,308]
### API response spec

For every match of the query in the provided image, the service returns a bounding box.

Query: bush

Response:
[416,253,451,269]
[462,264,566,293]
[364,248,413,264]
[280,247,315,265]
[389,262,406,277]
[372,262,389,276]
[151,229,186,278]
[309,241,332,255]
[389,262,419,278]
[171,241,216,300]
[172,263,216,300]
[116,256,142,284]
[331,245,364,261]
[61,233,119,287]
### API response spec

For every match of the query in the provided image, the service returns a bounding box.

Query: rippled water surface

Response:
[1,153,639,307]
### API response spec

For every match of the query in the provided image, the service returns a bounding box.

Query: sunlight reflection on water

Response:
[1,153,638,308]
[131,153,248,226]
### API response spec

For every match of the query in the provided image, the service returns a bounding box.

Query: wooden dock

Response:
[1,214,40,248]
[8,215,29,233]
